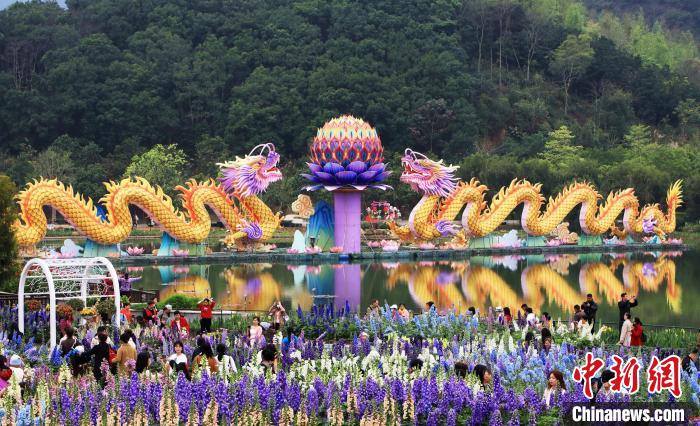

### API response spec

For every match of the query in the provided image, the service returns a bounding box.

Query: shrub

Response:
[158,294,200,310]
[95,298,116,318]
[66,299,84,312]
[0,176,19,294]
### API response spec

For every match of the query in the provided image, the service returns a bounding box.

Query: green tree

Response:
[539,125,583,170]
[598,87,635,142]
[52,135,106,200]
[409,98,455,153]
[550,34,594,114]
[0,176,19,292]
[104,137,143,179]
[676,98,700,142]
[1,144,35,186]
[192,135,230,180]
[623,124,653,149]
[30,145,75,181]
[123,144,188,199]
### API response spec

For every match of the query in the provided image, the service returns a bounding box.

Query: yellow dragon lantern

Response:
[13,143,283,248]
[390,148,683,242]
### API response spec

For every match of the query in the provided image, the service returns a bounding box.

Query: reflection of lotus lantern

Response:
[303,115,390,191]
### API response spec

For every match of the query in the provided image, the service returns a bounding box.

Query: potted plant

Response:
[25,299,42,312]
[95,299,116,323]
[56,303,73,320]
[66,299,85,313]
[81,307,97,319]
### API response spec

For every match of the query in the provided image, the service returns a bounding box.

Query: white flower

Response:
[557,322,569,334]
[508,334,516,353]
[497,335,506,355]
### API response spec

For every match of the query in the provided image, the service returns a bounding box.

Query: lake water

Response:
[124,249,699,328]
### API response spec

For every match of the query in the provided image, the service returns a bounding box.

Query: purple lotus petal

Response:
[375,172,390,182]
[301,173,320,182]
[313,171,334,181]
[335,171,358,184]
[369,163,385,172]
[323,162,344,174]
[356,170,379,183]
[347,161,368,174]
[351,185,368,190]
[307,163,323,173]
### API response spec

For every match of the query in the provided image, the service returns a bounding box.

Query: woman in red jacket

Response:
[631,317,644,347]
[0,355,12,395]
[171,311,190,338]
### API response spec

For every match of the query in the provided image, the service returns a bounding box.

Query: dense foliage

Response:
[0,175,18,291]
[0,0,698,222]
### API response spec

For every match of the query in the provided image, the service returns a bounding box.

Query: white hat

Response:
[165,304,172,310]
[9,354,21,367]
[390,304,398,310]
[360,331,369,337]
[495,306,503,312]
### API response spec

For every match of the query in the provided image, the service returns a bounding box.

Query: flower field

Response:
[0,304,698,425]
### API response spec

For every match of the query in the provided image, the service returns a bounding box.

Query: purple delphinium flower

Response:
[174,372,192,424]
[306,387,319,416]
[286,382,302,412]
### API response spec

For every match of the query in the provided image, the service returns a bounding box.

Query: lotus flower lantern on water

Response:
[303,115,390,191]
[302,115,393,254]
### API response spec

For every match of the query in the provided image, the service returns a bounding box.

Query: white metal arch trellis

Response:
[18,257,121,349]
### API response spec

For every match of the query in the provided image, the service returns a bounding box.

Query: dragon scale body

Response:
[392,149,682,242]
[14,144,283,247]
[14,178,268,246]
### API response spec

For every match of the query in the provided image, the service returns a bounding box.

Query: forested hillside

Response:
[0,0,699,223]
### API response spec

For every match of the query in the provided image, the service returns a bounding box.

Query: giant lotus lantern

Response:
[303,115,390,253]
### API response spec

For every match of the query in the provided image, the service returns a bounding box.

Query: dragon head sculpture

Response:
[400,149,459,197]
[218,143,283,197]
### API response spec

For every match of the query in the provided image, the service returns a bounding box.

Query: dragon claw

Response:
[435,220,458,237]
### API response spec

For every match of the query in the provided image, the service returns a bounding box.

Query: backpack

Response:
[108,346,117,364]
[641,332,647,344]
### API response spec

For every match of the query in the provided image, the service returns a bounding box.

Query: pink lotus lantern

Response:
[381,240,400,252]
[305,246,322,254]
[127,246,145,256]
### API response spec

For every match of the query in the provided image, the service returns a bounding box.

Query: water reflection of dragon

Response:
[389,257,680,314]
[14,144,282,247]
[222,267,282,311]
[389,149,683,242]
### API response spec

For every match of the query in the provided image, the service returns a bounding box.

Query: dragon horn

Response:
[248,143,275,156]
